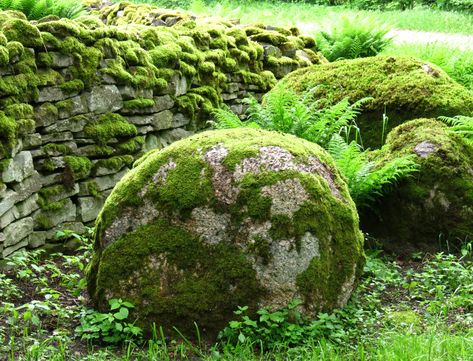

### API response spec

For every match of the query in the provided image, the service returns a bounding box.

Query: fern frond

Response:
[439,115,473,143]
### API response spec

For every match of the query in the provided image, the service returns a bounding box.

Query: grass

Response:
[185,1,473,35]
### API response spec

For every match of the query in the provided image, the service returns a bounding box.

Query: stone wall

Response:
[0,5,322,258]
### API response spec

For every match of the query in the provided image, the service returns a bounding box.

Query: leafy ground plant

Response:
[0,0,85,20]
[316,15,393,61]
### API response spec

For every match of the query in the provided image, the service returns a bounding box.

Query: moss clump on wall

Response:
[88,128,364,338]
[361,119,473,253]
[277,56,473,148]
[84,113,137,145]
[122,98,155,110]
[0,111,16,158]
[64,155,92,179]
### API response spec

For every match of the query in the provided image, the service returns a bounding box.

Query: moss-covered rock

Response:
[88,128,364,338]
[277,56,473,148]
[361,119,473,253]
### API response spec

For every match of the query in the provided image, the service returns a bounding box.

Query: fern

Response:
[328,134,420,208]
[0,0,84,19]
[317,15,392,61]
[439,116,473,144]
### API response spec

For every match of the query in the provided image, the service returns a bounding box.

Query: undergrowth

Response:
[1,228,472,360]
[0,0,85,20]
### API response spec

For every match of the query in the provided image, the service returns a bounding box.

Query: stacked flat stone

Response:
[0,8,321,258]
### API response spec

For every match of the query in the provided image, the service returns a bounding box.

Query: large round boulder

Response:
[87,128,364,337]
[277,56,473,148]
[361,119,473,253]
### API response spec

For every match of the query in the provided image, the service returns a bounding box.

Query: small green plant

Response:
[75,299,143,344]
[0,0,85,20]
[316,15,392,61]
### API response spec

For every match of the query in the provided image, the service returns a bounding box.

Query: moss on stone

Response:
[93,155,134,173]
[5,103,33,119]
[6,41,24,59]
[1,18,43,47]
[16,118,35,135]
[84,113,137,145]
[116,136,144,154]
[43,143,72,156]
[89,128,364,338]
[64,155,92,179]
[0,112,16,158]
[122,98,155,110]
[278,56,473,148]
[60,79,84,93]
[361,118,473,253]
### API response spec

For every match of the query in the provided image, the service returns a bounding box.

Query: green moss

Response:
[60,79,84,93]
[0,45,9,66]
[116,136,144,154]
[89,218,262,337]
[5,103,33,119]
[43,143,72,156]
[122,98,155,110]
[37,52,53,67]
[278,56,473,148]
[1,18,43,47]
[64,155,92,179]
[0,112,16,158]
[6,41,24,59]
[84,113,137,145]
[361,118,473,251]
[93,155,134,173]
[85,180,102,198]
[16,119,35,135]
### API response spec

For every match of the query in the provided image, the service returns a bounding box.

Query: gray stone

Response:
[49,52,74,68]
[4,217,34,247]
[143,134,159,152]
[36,157,65,172]
[263,44,282,58]
[226,83,240,93]
[0,189,18,218]
[2,238,28,258]
[38,86,76,102]
[0,206,19,229]
[27,231,46,248]
[153,95,174,112]
[42,183,79,203]
[33,198,76,229]
[40,173,62,187]
[17,193,39,218]
[78,196,106,223]
[172,113,190,128]
[13,172,42,203]
[34,103,58,128]
[2,151,34,183]
[168,74,187,96]
[86,85,123,114]
[57,96,88,119]
[23,133,42,149]
[153,110,174,130]
[137,125,154,135]
[118,85,153,100]
[79,168,129,195]
[45,114,88,132]
[222,93,238,101]
[41,132,74,144]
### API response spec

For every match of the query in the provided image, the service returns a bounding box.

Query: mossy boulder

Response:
[87,128,364,338]
[361,119,473,253]
[276,56,473,148]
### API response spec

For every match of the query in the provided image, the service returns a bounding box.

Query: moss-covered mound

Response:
[361,119,473,253]
[87,128,364,338]
[276,56,473,148]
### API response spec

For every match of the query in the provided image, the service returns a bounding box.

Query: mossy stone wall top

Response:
[0,7,322,259]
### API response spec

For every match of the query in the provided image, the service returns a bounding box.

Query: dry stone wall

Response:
[0,5,322,258]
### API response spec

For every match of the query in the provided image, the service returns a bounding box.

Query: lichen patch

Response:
[414,141,440,158]
[254,231,320,310]
[188,207,231,245]
[261,178,308,217]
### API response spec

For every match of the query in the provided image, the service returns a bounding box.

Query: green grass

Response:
[185,1,473,35]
